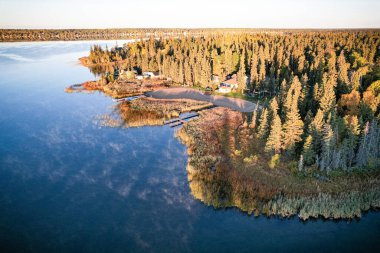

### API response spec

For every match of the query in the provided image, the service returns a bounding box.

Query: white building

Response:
[218,74,238,93]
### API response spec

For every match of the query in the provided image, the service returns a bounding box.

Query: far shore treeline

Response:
[1,28,380,42]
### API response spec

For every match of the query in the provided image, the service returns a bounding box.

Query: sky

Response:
[0,0,379,29]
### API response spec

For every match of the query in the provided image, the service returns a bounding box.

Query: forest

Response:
[85,30,380,174]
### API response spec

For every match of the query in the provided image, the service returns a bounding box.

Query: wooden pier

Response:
[113,95,145,102]
[164,112,199,127]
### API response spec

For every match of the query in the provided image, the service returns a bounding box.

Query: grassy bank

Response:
[100,97,212,128]
[176,107,380,220]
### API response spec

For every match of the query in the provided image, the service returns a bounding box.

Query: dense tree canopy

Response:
[87,30,380,172]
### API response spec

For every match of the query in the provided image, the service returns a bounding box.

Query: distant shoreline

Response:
[2,28,380,42]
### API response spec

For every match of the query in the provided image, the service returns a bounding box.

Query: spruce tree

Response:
[258,45,266,89]
[319,123,336,172]
[283,103,304,152]
[357,120,379,168]
[249,103,259,129]
[265,113,282,154]
[337,50,350,92]
[302,135,316,166]
[320,74,337,116]
[282,77,304,152]
[250,53,259,90]
[237,53,246,91]
[257,108,269,140]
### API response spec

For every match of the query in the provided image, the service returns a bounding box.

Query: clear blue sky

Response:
[0,0,379,29]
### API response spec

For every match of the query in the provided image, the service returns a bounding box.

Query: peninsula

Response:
[68,30,380,219]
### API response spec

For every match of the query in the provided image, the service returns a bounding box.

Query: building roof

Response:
[221,75,238,86]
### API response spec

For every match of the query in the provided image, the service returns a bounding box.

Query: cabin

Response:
[218,74,238,93]
[143,71,160,79]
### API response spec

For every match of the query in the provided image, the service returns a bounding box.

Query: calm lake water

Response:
[0,41,379,253]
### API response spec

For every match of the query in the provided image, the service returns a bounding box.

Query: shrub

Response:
[243,155,258,164]
[234,149,242,156]
[268,154,281,169]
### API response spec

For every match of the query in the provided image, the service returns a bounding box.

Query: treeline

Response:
[3,28,375,42]
[90,31,380,172]
[0,28,192,42]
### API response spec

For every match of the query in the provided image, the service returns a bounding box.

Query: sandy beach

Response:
[146,87,258,112]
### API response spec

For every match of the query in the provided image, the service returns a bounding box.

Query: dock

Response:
[114,95,145,102]
[164,112,199,127]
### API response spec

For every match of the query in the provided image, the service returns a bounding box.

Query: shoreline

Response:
[176,107,380,220]
[66,81,380,220]
[146,87,259,112]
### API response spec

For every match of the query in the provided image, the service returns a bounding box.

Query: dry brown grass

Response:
[100,97,213,128]
[177,107,380,219]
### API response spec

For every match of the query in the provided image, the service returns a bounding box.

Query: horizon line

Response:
[1,27,380,30]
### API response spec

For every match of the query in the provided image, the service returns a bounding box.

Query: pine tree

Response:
[319,123,336,172]
[283,103,304,152]
[250,53,259,90]
[309,109,324,154]
[279,79,288,118]
[320,74,337,115]
[258,46,266,89]
[237,52,246,92]
[268,97,279,124]
[284,76,302,114]
[337,50,350,92]
[282,77,304,152]
[356,120,380,168]
[249,103,259,129]
[257,108,269,140]
[265,113,282,154]
[302,135,316,166]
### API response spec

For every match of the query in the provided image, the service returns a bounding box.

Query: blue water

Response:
[0,41,379,253]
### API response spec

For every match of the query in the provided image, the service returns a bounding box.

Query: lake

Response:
[0,41,379,253]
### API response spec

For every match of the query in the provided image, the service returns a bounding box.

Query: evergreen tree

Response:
[320,74,337,116]
[268,97,279,124]
[249,103,259,129]
[319,123,336,172]
[356,120,380,168]
[302,135,316,166]
[283,103,304,152]
[284,76,302,115]
[282,77,304,152]
[257,108,269,140]
[265,112,282,154]
[337,50,350,92]
[237,52,247,91]
[250,53,259,90]
[258,45,266,89]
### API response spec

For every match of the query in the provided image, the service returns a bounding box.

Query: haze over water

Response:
[0,41,379,253]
